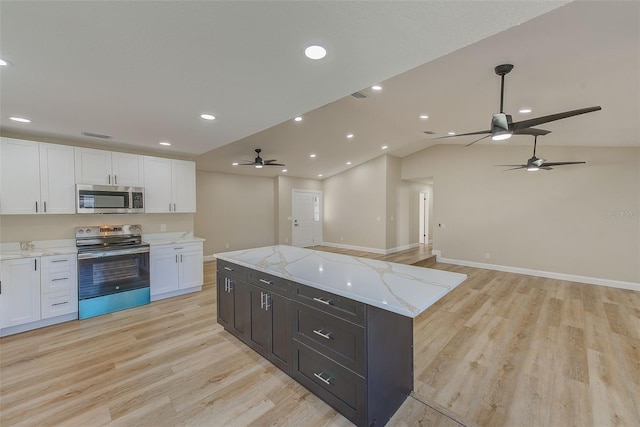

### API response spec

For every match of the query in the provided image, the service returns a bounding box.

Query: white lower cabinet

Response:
[0,258,41,328]
[0,254,78,335]
[150,242,203,299]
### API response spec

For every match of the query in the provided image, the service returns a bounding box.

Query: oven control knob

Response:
[86,229,92,234]
[78,229,84,234]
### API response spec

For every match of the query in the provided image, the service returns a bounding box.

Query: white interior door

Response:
[293,190,322,247]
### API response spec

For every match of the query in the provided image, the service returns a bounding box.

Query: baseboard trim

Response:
[320,242,419,256]
[436,256,640,292]
[204,255,216,262]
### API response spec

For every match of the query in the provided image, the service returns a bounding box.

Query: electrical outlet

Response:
[485,252,490,259]
[340,236,344,241]
[160,224,166,232]
[225,243,230,249]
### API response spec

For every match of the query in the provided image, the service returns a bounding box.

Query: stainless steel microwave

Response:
[76,185,144,214]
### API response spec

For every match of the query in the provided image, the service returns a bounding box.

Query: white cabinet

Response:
[40,254,78,319]
[75,147,143,186]
[0,138,75,214]
[0,258,41,328]
[143,156,196,213]
[150,241,203,299]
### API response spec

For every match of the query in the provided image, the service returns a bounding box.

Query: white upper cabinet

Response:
[143,156,196,213]
[74,147,143,186]
[0,138,75,214]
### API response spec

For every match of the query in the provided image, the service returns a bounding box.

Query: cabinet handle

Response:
[51,277,68,282]
[34,259,37,271]
[264,293,271,310]
[52,301,69,307]
[259,278,273,285]
[174,203,176,212]
[175,254,178,263]
[1,280,2,294]
[35,201,38,213]
[223,266,234,271]
[108,174,111,184]
[51,259,68,263]
[227,278,233,292]
[180,254,183,263]
[169,203,172,212]
[313,296,332,306]
[174,247,184,250]
[114,175,117,185]
[312,329,332,340]
[44,201,47,213]
[224,278,229,292]
[260,292,265,309]
[313,372,332,385]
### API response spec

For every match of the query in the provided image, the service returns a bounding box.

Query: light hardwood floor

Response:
[1,246,638,426]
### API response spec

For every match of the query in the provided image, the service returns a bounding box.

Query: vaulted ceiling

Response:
[1,1,638,180]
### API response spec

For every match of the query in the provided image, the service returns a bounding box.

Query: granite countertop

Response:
[143,231,205,246]
[0,239,77,261]
[215,245,466,318]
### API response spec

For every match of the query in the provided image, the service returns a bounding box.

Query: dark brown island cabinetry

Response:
[216,259,413,427]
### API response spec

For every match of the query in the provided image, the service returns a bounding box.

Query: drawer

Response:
[293,283,365,326]
[293,341,365,426]
[153,242,202,257]
[41,270,76,293]
[247,269,291,297]
[41,290,78,319]
[216,259,246,281]
[294,302,365,375]
[41,255,76,273]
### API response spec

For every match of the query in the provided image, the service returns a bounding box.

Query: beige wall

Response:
[195,170,275,256]
[323,155,387,250]
[402,144,640,283]
[0,213,193,243]
[275,176,323,245]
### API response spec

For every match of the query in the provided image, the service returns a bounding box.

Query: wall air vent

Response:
[423,131,436,135]
[81,132,111,139]
[351,91,367,99]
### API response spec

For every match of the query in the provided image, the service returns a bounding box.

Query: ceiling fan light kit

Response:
[238,148,285,169]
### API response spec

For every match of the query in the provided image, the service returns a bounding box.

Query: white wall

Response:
[402,144,640,284]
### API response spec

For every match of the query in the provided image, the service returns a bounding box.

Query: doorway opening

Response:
[419,191,430,244]
[292,189,323,247]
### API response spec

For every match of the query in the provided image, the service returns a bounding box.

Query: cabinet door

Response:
[0,258,41,328]
[178,250,203,289]
[248,284,270,357]
[150,248,179,296]
[39,143,76,214]
[217,274,234,329]
[74,147,112,185]
[112,152,143,186]
[0,138,41,214]
[172,160,196,213]
[268,292,292,374]
[143,156,172,213]
[233,280,250,339]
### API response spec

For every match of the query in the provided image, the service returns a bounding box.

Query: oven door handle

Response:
[78,246,150,260]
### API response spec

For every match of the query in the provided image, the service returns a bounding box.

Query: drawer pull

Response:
[51,301,68,307]
[313,296,332,305]
[313,372,333,385]
[51,259,68,263]
[223,266,234,271]
[259,278,273,285]
[312,329,332,340]
[51,278,68,282]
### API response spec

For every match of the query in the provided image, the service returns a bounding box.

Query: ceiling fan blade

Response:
[542,161,586,167]
[263,159,278,163]
[431,130,491,140]
[494,164,527,167]
[466,135,491,147]
[501,166,528,171]
[540,166,554,170]
[264,163,285,166]
[238,162,256,166]
[511,106,601,131]
[513,128,551,136]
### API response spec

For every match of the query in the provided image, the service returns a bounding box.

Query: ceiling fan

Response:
[432,64,602,146]
[495,135,586,171]
[238,148,285,168]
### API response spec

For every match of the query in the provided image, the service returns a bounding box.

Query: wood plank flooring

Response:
[1,245,638,426]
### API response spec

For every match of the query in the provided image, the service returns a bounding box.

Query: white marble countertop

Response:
[143,231,205,246]
[215,245,466,318]
[0,239,77,261]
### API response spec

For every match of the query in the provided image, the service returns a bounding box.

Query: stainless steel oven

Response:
[76,225,150,319]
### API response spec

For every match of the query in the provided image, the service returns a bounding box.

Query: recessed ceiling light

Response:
[519,108,532,114]
[309,153,316,158]
[346,161,352,165]
[0,58,10,67]
[159,141,171,146]
[232,162,239,166]
[419,115,429,119]
[282,169,288,173]
[381,145,388,150]
[200,114,215,120]
[9,116,30,123]
[294,116,302,122]
[346,133,354,139]
[304,45,326,60]
[318,174,323,177]
[448,131,456,135]
[371,85,382,91]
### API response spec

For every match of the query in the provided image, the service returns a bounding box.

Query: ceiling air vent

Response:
[423,131,436,135]
[81,132,111,139]
[351,91,367,99]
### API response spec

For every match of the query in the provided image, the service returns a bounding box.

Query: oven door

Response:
[77,247,150,319]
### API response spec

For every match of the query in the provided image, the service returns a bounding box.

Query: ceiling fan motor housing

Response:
[491,113,512,133]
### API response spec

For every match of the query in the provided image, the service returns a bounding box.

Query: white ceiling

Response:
[1,1,638,180]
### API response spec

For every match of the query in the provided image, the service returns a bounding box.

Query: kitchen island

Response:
[215,245,466,426]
